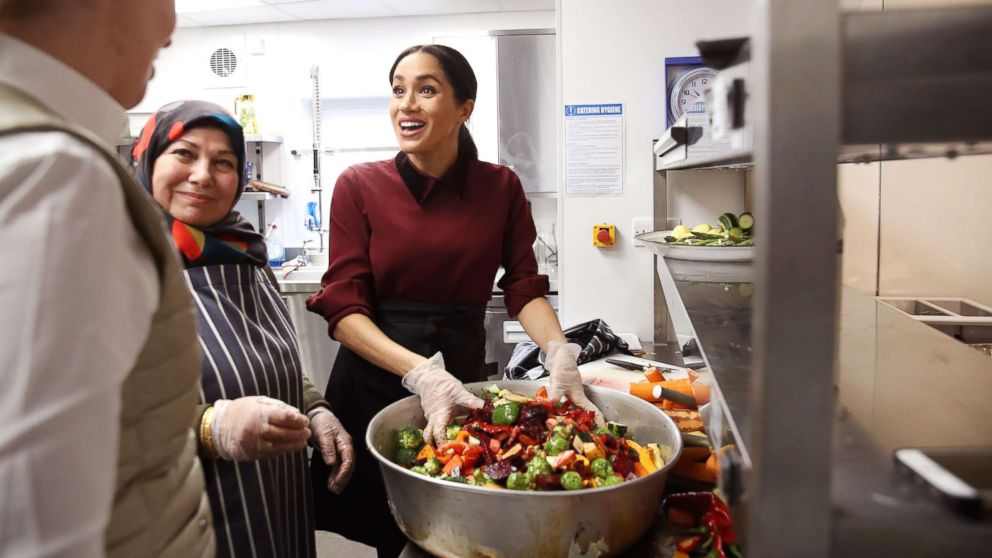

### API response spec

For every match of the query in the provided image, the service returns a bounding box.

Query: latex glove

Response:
[402,352,485,446]
[211,396,311,461]
[308,407,355,494]
[546,341,606,426]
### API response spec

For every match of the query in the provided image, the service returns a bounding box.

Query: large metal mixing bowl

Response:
[367,380,684,558]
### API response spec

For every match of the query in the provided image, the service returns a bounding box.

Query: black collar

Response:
[394,152,469,205]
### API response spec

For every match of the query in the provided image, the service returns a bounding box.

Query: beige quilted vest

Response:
[0,84,215,558]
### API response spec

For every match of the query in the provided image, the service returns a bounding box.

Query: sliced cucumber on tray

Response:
[663,212,755,247]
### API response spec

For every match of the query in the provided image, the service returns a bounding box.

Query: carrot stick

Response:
[644,367,664,382]
[628,381,662,401]
[671,458,717,484]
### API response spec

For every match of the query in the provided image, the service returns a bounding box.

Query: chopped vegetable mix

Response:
[392,384,672,491]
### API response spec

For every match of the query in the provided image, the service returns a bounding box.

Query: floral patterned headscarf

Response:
[132,100,267,268]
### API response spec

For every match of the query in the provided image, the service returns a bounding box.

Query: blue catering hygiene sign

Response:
[564,103,624,196]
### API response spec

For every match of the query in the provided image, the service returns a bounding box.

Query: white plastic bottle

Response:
[266,223,285,267]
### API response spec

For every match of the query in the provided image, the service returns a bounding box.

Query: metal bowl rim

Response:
[366,381,685,497]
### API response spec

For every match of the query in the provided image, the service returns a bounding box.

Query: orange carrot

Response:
[705,450,720,479]
[628,381,662,401]
[681,446,712,462]
[692,382,711,406]
[455,430,471,444]
[671,458,717,484]
[535,386,548,400]
[644,367,664,382]
[416,445,436,461]
[660,379,694,410]
[442,455,463,476]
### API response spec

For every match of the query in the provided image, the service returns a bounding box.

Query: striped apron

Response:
[185,264,315,558]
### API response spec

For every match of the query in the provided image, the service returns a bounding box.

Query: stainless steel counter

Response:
[659,257,992,555]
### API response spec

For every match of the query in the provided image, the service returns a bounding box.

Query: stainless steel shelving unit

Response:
[650,3,992,557]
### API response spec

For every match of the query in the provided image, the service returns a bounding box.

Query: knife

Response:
[605,358,651,371]
[649,384,698,409]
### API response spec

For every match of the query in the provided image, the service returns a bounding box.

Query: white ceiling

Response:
[177,0,556,27]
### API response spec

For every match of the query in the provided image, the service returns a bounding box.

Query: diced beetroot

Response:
[482,460,513,481]
[612,450,636,478]
[601,434,619,451]
[519,403,548,425]
[533,474,563,490]
[573,460,589,477]
[471,400,494,423]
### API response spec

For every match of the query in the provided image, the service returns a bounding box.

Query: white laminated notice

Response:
[564,103,624,196]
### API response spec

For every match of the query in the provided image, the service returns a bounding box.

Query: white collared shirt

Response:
[0,33,159,558]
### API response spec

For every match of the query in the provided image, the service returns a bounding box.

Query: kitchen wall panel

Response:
[878,155,992,305]
[558,0,751,340]
[837,162,880,294]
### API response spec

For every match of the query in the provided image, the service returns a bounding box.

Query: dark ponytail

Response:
[458,124,478,161]
[390,44,479,161]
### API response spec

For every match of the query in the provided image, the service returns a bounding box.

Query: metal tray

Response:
[636,231,754,262]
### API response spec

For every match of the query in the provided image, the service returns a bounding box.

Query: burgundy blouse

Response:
[306,153,549,336]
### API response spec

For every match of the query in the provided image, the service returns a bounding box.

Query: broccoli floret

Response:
[506,472,531,490]
[445,424,462,441]
[527,455,553,476]
[410,466,428,476]
[394,447,419,465]
[423,457,442,476]
[471,469,491,485]
[551,424,574,439]
[441,475,469,484]
[396,425,425,449]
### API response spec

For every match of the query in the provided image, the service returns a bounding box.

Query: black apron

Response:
[311,300,488,558]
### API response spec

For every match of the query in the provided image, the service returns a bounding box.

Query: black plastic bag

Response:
[503,319,631,380]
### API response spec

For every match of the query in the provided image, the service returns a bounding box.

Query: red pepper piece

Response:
[461,445,485,469]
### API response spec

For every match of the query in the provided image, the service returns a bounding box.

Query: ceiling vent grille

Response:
[209,47,238,78]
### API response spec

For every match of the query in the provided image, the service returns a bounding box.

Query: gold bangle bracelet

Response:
[200,406,219,459]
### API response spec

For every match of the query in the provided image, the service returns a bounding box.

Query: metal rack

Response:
[243,135,283,232]
[650,4,992,557]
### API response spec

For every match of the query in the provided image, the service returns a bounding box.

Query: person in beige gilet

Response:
[0,2,214,557]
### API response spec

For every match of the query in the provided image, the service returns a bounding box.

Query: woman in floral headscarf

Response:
[132,100,354,557]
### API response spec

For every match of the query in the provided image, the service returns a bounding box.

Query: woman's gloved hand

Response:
[308,407,355,494]
[546,341,606,426]
[402,352,484,446]
[211,396,311,461]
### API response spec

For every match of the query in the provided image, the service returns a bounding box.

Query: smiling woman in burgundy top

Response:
[306,44,602,556]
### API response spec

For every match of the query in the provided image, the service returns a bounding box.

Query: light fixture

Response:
[175,0,265,14]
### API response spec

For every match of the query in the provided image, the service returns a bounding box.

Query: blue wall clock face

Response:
[669,67,718,124]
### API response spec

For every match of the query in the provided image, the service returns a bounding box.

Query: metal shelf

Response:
[244,134,283,144]
[240,191,275,202]
[655,5,992,172]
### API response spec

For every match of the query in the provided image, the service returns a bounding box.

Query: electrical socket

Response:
[632,217,654,247]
